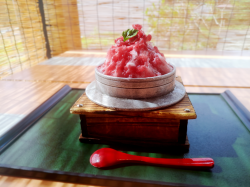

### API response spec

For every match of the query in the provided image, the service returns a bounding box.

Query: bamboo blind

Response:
[39,0,250,54]
[0,0,47,80]
[76,0,250,52]
[1,0,250,79]
[42,0,82,56]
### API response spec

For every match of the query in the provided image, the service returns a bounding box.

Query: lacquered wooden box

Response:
[70,77,197,149]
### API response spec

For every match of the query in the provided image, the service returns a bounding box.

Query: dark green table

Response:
[0,89,250,187]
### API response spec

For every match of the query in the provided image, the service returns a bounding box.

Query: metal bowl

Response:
[95,64,176,99]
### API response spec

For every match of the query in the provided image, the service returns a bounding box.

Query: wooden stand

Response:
[70,77,197,150]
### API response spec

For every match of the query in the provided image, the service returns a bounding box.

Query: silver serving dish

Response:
[86,63,186,111]
[95,64,176,99]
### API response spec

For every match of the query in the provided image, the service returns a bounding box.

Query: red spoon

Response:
[90,148,214,169]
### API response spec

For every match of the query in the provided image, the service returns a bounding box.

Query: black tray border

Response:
[221,90,250,131]
[0,164,213,187]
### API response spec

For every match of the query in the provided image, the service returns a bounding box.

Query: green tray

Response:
[0,89,250,187]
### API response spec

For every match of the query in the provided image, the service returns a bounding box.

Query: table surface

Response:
[1,50,250,186]
[1,90,250,187]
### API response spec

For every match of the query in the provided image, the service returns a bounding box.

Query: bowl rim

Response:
[95,63,176,82]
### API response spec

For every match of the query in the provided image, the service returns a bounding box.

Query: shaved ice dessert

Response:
[98,24,173,78]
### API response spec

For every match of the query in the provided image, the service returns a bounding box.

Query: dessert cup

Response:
[95,63,176,99]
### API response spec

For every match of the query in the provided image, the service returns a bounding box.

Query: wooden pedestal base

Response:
[79,114,190,150]
[70,77,196,152]
[79,133,190,150]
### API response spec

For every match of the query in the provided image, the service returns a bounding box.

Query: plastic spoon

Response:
[90,148,214,169]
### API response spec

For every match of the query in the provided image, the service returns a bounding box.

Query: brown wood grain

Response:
[86,117,179,123]
[0,81,66,116]
[3,51,250,91]
[2,65,96,84]
[87,122,179,142]
[0,176,104,187]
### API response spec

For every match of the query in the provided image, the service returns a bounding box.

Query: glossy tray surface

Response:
[1,91,250,187]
